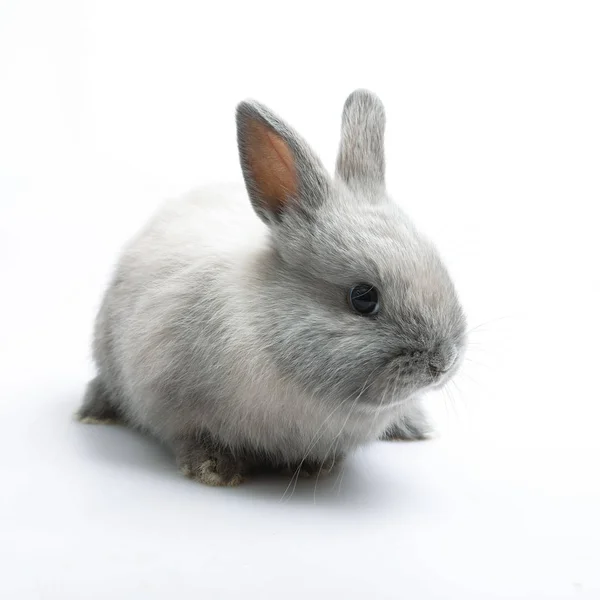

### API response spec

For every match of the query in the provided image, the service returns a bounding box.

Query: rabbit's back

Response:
[128,183,265,268]
[91,185,269,433]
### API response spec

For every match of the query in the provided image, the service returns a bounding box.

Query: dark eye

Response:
[348,283,380,316]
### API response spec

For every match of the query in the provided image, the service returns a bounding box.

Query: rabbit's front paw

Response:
[176,438,246,487]
[380,401,432,441]
[381,421,430,441]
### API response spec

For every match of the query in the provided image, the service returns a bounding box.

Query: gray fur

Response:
[79,90,467,486]
[336,89,386,190]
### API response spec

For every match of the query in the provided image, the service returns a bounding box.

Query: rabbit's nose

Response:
[428,343,458,375]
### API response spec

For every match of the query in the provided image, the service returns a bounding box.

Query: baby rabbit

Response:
[78,90,466,486]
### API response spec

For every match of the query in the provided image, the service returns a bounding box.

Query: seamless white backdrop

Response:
[1,1,599,598]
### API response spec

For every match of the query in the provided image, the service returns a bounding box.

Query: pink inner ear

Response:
[246,119,298,214]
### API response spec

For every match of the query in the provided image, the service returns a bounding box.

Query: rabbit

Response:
[77,90,467,486]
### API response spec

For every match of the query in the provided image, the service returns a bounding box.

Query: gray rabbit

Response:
[78,90,466,486]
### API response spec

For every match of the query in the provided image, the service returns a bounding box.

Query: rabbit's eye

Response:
[348,284,380,316]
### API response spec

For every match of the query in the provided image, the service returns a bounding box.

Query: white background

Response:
[1,1,599,598]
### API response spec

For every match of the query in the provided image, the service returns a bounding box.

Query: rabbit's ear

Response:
[335,89,386,190]
[237,101,330,224]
